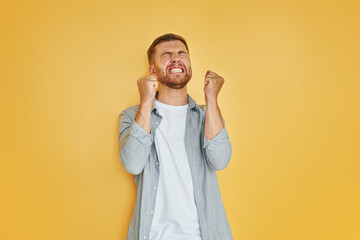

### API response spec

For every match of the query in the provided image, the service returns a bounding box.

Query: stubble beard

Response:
[158,69,192,90]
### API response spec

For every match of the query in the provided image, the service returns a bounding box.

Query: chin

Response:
[160,75,191,89]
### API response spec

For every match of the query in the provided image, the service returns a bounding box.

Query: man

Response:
[118,33,232,240]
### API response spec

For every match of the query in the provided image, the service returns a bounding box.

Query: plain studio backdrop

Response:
[0,0,359,239]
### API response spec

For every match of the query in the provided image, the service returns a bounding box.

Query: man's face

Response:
[150,40,192,89]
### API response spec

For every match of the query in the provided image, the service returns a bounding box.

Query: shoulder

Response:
[187,94,206,116]
[197,104,206,112]
[195,104,206,116]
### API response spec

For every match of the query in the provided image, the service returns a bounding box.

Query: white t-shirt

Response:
[149,99,201,240]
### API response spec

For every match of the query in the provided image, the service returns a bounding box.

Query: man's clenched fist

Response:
[204,70,224,101]
[137,75,158,103]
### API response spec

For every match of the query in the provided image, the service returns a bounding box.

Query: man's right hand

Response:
[135,75,158,133]
[137,75,158,104]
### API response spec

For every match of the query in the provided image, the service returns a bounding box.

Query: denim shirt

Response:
[118,95,233,240]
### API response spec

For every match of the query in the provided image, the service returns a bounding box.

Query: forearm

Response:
[135,100,153,133]
[204,94,231,171]
[204,96,224,139]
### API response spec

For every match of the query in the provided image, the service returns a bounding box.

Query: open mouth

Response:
[169,67,184,74]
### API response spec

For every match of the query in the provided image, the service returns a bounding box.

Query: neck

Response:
[157,84,188,106]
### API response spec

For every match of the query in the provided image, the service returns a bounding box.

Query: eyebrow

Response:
[160,52,172,56]
[161,50,187,56]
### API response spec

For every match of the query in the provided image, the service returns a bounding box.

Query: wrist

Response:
[140,96,154,106]
[205,95,218,105]
[139,99,153,112]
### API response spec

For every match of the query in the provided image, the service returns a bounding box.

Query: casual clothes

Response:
[118,94,233,240]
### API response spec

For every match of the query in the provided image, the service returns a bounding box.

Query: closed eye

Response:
[161,52,171,58]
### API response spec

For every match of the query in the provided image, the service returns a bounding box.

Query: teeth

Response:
[170,68,183,73]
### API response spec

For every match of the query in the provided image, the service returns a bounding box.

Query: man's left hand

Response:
[203,70,224,101]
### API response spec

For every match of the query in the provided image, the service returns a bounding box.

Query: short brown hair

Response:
[147,33,189,64]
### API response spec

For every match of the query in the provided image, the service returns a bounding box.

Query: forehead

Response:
[155,40,188,53]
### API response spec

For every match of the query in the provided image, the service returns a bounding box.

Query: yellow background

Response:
[1,0,359,239]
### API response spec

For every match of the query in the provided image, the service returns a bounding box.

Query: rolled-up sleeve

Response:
[118,111,152,175]
[203,127,232,171]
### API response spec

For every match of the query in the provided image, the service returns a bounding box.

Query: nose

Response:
[171,53,180,63]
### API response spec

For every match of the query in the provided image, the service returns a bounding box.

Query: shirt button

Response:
[154,186,157,190]
[156,162,159,165]
[144,236,146,239]
[156,122,159,125]
[151,211,154,214]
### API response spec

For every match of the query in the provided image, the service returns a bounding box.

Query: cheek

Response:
[183,57,190,64]
[155,61,167,71]
[161,60,171,70]
[184,59,191,69]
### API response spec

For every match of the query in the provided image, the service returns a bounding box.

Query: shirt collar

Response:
[152,91,199,113]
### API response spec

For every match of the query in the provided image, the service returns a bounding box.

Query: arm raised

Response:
[118,75,157,175]
[203,70,232,170]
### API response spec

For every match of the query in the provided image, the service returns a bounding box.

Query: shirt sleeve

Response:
[203,127,232,171]
[118,111,152,175]
[130,120,153,145]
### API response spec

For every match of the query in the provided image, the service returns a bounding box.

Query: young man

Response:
[118,33,232,240]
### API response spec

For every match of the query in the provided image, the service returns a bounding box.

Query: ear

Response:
[149,66,156,75]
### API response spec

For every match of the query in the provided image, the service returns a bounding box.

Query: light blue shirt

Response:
[118,94,233,240]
